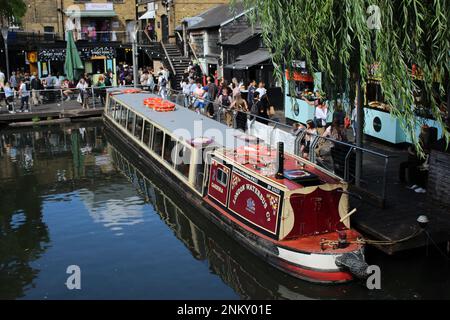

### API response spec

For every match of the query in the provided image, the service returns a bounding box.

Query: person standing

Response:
[351,99,358,141]
[207,76,218,102]
[19,79,30,112]
[0,69,5,87]
[255,81,267,98]
[31,73,43,106]
[10,72,18,90]
[76,78,89,109]
[217,87,233,127]
[230,93,249,131]
[4,82,15,113]
[314,100,328,129]
[158,72,168,100]
[247,80,257,110]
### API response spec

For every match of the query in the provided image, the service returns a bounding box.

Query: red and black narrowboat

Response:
[103,89,368,283]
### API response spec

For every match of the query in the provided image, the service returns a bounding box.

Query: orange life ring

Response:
[123,89,142,94]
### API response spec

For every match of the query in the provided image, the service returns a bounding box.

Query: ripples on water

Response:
[0,123,449,300]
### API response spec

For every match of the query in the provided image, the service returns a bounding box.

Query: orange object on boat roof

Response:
[143,97,175,112]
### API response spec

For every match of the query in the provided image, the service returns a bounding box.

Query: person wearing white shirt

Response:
[255,82,267,98]
[314,102,328,128]
[0,70,5,87]
[76,78,89,109]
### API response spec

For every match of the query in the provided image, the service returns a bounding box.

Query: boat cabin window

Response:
[175,143,191,179]
[134,115,144,140]
[127,109,136,134]
[163,134,176,166]
[108,99,114,117]
[118,105,126,128]
[143,121,153,147]
[152,127,164,156]
[112,101,120,121]
[217,168,228,187]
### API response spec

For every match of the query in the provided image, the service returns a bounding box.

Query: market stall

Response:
[364,64,445,144]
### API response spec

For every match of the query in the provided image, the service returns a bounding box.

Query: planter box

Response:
[428,149,450,207]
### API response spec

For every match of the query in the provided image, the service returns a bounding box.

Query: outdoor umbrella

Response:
[64,30,84,81]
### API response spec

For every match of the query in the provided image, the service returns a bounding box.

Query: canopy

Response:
[139,10,155,20]
[64,31,84,81]
[224,49,271,70]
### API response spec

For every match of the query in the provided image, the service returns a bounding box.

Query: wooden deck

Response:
[350,138,450,254]
[0,100,103,127]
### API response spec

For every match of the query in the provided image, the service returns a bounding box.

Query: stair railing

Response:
[186,39,206,76]
[161,41,177,77]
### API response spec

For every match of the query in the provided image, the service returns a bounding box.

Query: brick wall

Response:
[21,0,62,34]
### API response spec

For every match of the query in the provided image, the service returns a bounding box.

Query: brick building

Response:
[137,0,230,43]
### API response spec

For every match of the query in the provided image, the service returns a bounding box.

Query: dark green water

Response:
[0,123,449,300]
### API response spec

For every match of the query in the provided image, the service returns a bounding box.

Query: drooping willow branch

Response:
[232,0,449,155]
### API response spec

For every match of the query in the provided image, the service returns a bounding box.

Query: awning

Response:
[65,10,117,18]
[224,49,271,70]
[139,10,155,20]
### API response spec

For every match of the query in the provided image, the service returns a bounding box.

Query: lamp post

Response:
[1,27,10,81]
[130,22,140,88]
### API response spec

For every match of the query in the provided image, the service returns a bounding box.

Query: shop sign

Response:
[80,47,115,60]
[85,3,113,11]
[38,49,66,61]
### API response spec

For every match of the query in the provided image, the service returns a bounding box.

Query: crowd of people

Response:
[0,68,118,113]
[179,68,274,131]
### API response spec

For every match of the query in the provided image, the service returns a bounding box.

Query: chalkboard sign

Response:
[38,46,116,62]
[38,49,66,61]
[80,47,115,60]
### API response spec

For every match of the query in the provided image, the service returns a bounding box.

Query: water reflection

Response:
[0,124,107,299]
[1,123,448,299]
[107,133,361,300]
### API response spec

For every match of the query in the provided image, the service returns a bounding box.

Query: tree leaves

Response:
[235,0,449,154]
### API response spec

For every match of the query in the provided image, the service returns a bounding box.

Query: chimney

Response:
[276,142,284,179]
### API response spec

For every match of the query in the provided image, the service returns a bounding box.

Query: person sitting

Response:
[399,126,432,193]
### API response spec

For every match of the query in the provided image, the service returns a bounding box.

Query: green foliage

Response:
[233,0,449,154]
[0,0,27,24]
[32,116,40,123]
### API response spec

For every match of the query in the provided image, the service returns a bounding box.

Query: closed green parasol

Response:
[64,31,84,81]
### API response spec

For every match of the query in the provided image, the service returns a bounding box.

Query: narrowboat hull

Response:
[104,116,365,284]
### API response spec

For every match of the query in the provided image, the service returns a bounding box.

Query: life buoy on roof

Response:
[109,88,143,96]
[143,98,176,112]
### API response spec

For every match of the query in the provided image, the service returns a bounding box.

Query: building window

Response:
[152,127,164,156]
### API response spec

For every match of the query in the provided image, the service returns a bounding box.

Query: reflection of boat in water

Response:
[104,90,367,283]
[107,135,362,299]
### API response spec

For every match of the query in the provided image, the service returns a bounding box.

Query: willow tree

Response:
[0,0,26,26]
[234,0,449,155]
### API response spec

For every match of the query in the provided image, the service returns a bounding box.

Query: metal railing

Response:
[0,85,137,113]
[0,84,393,205]
[163,88,394,206]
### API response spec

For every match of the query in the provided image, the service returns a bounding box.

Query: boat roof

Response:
[112,92,253,150]
[111,92,343,191]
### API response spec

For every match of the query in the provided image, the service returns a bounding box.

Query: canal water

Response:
[0,122,449,300]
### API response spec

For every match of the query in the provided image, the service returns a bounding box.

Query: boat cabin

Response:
[105,91,351,243]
